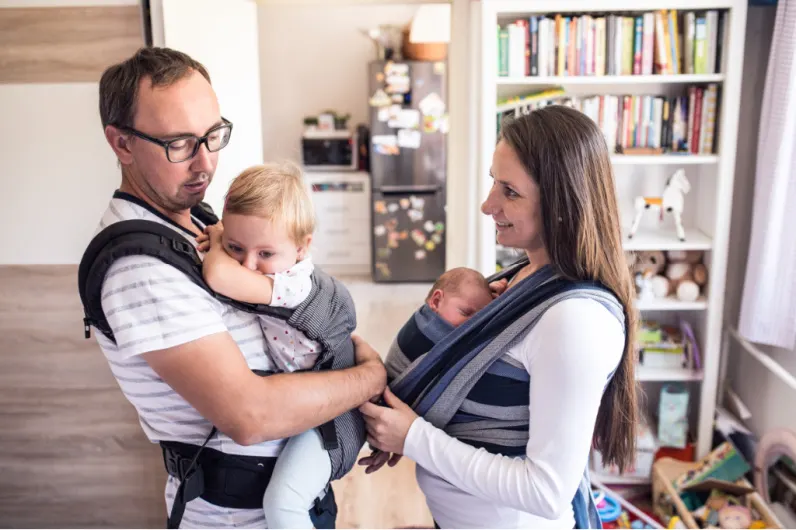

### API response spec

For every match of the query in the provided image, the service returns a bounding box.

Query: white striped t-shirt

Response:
[93,195,284,528]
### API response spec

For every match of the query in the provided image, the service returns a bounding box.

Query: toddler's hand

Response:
[197,222,224,253]
[489,278,508,298]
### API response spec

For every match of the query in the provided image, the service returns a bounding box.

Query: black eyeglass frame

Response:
[117,117,233,163]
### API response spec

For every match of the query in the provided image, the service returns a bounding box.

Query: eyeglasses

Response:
[118,117,233,163]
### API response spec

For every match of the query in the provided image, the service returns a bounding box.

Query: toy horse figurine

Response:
[628,169,691,242]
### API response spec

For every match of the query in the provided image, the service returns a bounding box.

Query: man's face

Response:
[124,70,222,212]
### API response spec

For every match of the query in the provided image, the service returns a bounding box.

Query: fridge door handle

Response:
[378,185,440,194]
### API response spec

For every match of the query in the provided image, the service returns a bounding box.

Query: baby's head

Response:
[426,267,493,327]
[221,162,315,275]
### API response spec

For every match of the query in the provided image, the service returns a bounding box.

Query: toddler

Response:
[197,162,333,528]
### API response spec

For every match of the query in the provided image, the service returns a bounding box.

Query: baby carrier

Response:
[386,259,628,529]
[77,201,365,529]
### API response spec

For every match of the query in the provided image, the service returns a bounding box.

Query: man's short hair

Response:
[426,267,491,301]
[99,46,211,129]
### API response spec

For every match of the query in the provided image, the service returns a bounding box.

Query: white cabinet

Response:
[304,171,371,274]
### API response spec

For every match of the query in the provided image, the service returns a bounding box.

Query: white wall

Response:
[0,0,140,265]
[257,3,421,162]
[0,84,120,265]
[723,6,796,435]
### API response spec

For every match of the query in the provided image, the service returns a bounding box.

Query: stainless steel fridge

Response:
[367,60,447,283]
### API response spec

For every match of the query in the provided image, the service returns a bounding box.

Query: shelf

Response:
[636,296,708,311]
[591,472,651,486]
[496,74,725,86]
[636,365,703,382]
[623,228,712,251]
[611,154,719,165]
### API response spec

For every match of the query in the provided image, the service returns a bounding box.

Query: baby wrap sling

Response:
[385,259,626,529]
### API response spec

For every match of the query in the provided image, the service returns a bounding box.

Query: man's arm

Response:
[143,332,386,445]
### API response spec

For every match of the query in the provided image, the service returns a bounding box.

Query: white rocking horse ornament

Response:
[628,169,691,242]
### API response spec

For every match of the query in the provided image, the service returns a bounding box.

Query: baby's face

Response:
[220,213,307,275]
[432,283,493,327]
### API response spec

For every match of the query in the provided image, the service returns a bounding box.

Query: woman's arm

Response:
[402,298,624,519]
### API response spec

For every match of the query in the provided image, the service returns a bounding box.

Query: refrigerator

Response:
[367,60,447,283]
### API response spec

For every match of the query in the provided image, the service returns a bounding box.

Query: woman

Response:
[359,106,638,528]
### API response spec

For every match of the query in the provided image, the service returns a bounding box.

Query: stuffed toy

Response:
[664,250,708,302]
[628,250,667,299]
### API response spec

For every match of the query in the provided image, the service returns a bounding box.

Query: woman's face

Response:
[481,140,545,252]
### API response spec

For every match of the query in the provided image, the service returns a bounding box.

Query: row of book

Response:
[498,84,719,155]
[497,10,726,77]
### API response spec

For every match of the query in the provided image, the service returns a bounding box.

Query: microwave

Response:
[301,130,358,171]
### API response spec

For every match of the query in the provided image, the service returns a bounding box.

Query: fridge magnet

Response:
[374,225,386,237]
[436,114,450,134]
[425,240,436,252]
[376,248,391,259]
[433,62,446,75]
[397,129,422,149]
[431,233,442,245]
[377,107,391,122]
[387,234,399,249]
[369,89,391,107]
[388,109,420,129]
[419,92,446,117]
[411,229,427,246]
[397,231,408,240]
[385,219,398,231]
[374,200,387,214]
[384,61,409,76]
[423,115,438,133]
[415,250,427,260]
[424,220,436,233]
[386,75,410,95]
[372,134,399,156]
[399,198,410,210]
[391,94,405,103]
[410,196,425,210]
[387,202,399,213]
[434,222,445,233]
[375,262,391,278]
[407,209,424,223]
[376,72,385,82]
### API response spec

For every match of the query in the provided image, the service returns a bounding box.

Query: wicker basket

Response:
[651,457,783,528]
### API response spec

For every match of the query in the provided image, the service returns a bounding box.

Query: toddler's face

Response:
[220,213,309,275]
[429,283,493,327]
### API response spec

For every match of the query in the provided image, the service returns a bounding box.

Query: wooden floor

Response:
[0,265,434,528]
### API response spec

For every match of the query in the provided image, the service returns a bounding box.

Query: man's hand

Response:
[352,334,386,401]
[489,278,508,298]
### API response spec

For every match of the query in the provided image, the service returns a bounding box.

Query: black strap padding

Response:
[78,218,292,344]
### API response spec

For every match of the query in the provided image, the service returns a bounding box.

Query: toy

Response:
[664,250,708,302]
[659,384,690,449]
[718,505,752,529]
[629,250,668,299]
[628,169,691,242]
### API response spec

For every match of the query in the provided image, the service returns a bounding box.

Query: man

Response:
[90,47,386,528]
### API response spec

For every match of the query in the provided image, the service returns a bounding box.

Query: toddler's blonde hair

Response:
[223,162,315,244]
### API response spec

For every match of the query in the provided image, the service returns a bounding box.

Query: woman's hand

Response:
[489,278,508,298]
[197,222,224,253]
[359,387,418,455]
[358,447,403,474]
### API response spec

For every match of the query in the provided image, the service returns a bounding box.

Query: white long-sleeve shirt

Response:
[403,297,624,529]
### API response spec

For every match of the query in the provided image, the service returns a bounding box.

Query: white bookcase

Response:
[475,0,748,467]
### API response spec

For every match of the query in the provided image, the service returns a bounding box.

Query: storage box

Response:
[652,457,783,528]
[593,420,658,480]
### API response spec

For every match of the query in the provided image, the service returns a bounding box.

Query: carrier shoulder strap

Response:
[78,218,291,344]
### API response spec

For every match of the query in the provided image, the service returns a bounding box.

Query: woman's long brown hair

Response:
[500,105,638,472]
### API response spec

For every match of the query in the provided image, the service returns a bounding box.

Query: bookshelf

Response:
[476,0,748,463]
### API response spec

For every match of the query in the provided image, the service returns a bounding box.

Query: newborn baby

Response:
[424,267,495,327]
